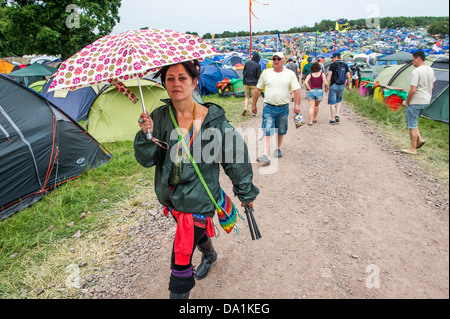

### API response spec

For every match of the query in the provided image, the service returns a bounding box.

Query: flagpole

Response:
[249,0,252,56]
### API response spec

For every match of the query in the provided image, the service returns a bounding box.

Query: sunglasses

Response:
[272,57,282,61]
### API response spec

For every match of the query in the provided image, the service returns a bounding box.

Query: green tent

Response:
[7,63,57,86]
[377,51,412,62]
[86,79,169,143]
[374,56,449,124]
[29,80,47,93]
[422,87,449,124]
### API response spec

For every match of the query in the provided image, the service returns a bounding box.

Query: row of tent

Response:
[211,27,449,56]
[349,54,449,124]
[371,55,449,123]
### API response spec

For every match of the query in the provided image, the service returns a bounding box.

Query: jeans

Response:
[405,104,427,129]
[262,103,289,136]
[328,84,345,105]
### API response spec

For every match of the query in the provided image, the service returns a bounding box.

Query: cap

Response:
[288,57,293,62]
[307,57,313,62]
[331,52,341,58]
[273,52,284,59]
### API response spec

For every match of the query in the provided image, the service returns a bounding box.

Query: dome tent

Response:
[0,74,112,220]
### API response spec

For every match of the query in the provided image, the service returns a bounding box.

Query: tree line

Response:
[1,1,448,60]
[202,16,449,39]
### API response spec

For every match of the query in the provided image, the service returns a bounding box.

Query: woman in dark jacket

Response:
[134,60,259,299]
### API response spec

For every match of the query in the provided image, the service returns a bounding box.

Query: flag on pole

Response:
[336,19,350,33]
[250,0,269,21]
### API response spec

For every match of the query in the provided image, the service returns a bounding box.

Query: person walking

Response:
[350,63,361,90]
[304,62,329,125]
[285,57,300,78]
[301,57,314,82]
[327,52,351,124]
[134,60,259,299]
[402,51,435,155]
[285,57,300,101]
[243,52,262,116]
[251,52,301,166]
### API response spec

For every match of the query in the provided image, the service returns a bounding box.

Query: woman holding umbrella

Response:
[134,60,259,299]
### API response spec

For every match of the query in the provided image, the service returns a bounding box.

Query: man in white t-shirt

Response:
[402,51,436,155]
[251,52,301,166]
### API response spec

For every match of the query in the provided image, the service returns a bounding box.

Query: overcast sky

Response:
[111,0,449,36]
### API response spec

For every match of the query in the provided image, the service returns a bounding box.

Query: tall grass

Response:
[344,90,449,183]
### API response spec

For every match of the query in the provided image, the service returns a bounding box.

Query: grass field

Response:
[344,90,449,183]
[1,92,448,298]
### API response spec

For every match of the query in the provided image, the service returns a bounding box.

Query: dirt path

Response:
[86,90,449,299]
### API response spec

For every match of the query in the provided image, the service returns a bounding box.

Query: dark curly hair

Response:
[310,62,322,73]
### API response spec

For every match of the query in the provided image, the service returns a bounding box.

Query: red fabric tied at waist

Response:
[164,207,215,266]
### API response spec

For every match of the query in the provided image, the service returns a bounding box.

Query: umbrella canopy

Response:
[49,29,219,92]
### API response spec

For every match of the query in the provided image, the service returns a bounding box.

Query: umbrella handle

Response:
[137,77,153,141]
[138,118,153,140]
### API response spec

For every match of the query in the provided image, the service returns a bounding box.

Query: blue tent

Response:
[222,55,244,68]
[41,77,105,122]
[198,63,239,95]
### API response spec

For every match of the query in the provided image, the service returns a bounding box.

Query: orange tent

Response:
[0,60,15,74]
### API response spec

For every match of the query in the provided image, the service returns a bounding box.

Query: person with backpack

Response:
[327,52,351,124]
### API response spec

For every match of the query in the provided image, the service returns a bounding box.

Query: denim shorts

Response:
[405,104,426,129]
[262,103,289,136]
[307,89,324,101]
[328,84,345,105]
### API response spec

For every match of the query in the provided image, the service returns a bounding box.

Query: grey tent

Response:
[0,74,112,221]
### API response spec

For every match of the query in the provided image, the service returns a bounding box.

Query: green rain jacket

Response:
[134,99,259,218]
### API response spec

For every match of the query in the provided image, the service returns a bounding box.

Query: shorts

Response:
[245,85,257,99]
[328,83,345,105]
[262,103,289,136]
[405,104,427,129]
[307,89,324,101]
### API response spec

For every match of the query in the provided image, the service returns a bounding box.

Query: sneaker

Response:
[274,149,282,158]
[329,120,336,125]
[257,154,271,166]
[242,110,247,116]
[335,115,340,122]
[251,113,256,117]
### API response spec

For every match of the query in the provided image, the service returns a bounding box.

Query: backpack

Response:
[334,62,347,85]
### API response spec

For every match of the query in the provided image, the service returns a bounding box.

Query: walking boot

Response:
[169,290,191,299]
[195,238,217,280]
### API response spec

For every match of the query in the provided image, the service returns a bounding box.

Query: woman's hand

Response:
[138,111,153,134]
[241,202,254,209]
